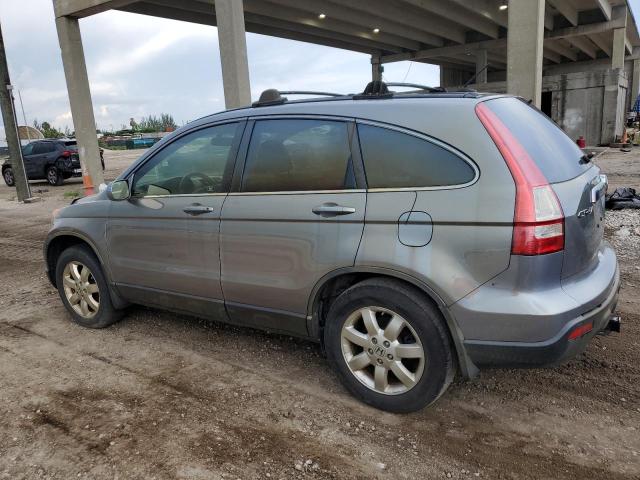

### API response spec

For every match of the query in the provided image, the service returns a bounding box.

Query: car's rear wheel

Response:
[324,278,454,413]
[3,167,15,187]
[46,165,63,186]
[55,245,123,328]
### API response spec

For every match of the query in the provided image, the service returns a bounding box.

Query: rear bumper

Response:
[463,267,619,366]
[451,243,620,368]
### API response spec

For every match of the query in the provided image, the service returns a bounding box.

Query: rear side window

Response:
[32,143,57,154]
[357,124,476,189]
[241,119,354,192]
[482,97,588,183]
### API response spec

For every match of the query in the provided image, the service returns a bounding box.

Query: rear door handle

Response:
[312,203,356,218]
[183,204,214,216]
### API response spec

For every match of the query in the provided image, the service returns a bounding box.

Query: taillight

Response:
[476,102,564,255]
[61,150,73,157]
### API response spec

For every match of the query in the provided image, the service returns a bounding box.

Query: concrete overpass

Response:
[52,0,640,192]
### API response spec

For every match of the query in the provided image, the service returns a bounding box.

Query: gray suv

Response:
[44,83,620,412]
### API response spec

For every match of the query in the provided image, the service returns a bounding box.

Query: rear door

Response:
[219,117,366,335]
[481,98,601,278]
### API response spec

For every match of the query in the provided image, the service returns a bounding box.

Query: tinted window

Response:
[132,123,240,197]
[483,97,589,183]
[241,119,354,192]
[32,143,56,154]
[357,124,475,188]
[22,144,35,156]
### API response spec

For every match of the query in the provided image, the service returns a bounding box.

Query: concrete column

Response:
[632,58,640,108]
[507,0,545,107]
[215,0,251,108]
[612,28,626,70]
[55,16,103,193]
[371,55,383,82]
[475,49,488,86]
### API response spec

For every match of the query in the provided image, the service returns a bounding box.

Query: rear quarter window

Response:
[357,123,476,189]
[482,97,589,183]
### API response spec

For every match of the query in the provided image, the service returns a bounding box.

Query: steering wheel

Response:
[178,172,216,194]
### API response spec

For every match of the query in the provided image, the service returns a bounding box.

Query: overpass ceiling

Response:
[54,0,640,70]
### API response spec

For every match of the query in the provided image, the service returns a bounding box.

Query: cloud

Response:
[0,0,439,139]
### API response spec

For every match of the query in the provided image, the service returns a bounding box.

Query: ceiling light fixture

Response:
[373,28,380,34]
[318,13,326,19]
[499,4,508,10]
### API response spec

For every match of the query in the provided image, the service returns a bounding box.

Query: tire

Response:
[55,245,123,328]
[3,167,15,187]
[324,278,455,413]
[46,165,63,186]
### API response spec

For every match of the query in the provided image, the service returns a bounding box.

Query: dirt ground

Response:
[0,148,639,480]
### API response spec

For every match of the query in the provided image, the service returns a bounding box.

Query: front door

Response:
[107,121,245,319]
[20,143,39,178]
[220,118,366,335]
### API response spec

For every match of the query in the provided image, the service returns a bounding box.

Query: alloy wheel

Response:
[47,168,58,185]
[62,261,100,318]
[3,169,14,185]
[340,306,425,395]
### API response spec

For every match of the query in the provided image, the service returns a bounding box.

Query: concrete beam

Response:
[507,0,544,107]
[596,0,612,21]
[266,0,444,47]
[399,0,500,39]
[53,0,135,18]
[447,0,508,28]
[632,58,640,105]
[322,0,466,44]
[544,39,578,61]
[543,47,562,64]
[547,0,578,26]
[588,32,613,56]
[241,0,422,51]
[214,0,251,108]
[544,17,626,40]
[381,19,626,64]
[566,36,598,59]
[54,15,103,193]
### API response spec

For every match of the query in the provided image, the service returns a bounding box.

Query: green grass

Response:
[63,190,81,199]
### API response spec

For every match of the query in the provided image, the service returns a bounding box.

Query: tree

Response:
[33,118,64,139]
[136,113,177,133]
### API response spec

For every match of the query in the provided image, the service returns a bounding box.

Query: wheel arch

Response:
[306,267,479,379]
[44,231,106,287]
[44,231,129,310]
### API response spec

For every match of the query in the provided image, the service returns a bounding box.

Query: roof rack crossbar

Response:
[278,90,342,97]
[385,82,447,93]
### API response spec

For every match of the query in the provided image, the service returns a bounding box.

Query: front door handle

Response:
[183,204,214,216]
[312,203,356,218]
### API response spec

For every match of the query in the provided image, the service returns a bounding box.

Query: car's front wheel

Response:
[46,165,63,186]
[324,278,455,413]
[3,167,15,187]
[55,245,123,328]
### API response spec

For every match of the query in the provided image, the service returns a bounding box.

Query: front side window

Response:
[131,122,241,197]
[357,124,476,189]
[22,143,35,156]
[241,119,354,192]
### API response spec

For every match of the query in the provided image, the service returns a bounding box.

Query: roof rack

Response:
[253,89,342,107]
[386,82,447,93]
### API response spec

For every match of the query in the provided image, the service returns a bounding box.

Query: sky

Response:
[0,0,439,140]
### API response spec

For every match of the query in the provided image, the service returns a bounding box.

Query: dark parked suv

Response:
[44,83,620,412]
[2,139,103,187]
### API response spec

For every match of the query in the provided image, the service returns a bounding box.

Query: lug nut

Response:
[368,348,374,354]
[383,340,390,348]
[387,354,393,360]
[372,338,378,344]
[376,358,383,365]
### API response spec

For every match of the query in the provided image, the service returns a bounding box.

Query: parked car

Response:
[2,139,104,187]
[44,83,620,412]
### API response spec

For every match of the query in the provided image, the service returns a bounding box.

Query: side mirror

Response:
[107,180,130,201]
